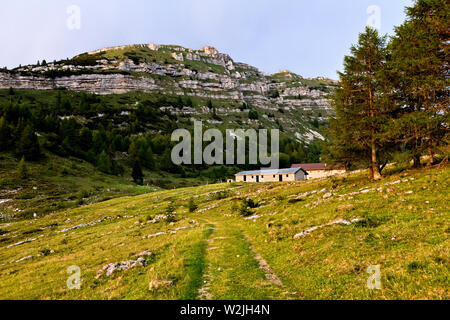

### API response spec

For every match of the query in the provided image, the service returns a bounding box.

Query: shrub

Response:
[187,197,198,213]
[245,198,258,208]
[268,89,280,99]
[17,156,28,179]
[392,150,413,171]
[40,249,51,256]
[248,110,259,120]
[214,190,229,200]
[239,201,253,217]
[238,198,257,217]
[407,261,426,273]
[165,202,177,222]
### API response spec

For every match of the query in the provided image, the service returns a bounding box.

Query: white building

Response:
[235,168,308,183]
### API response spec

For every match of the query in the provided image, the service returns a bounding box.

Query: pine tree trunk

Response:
[371,137,382,180]
[412,154,421,168]
[425,93,434,167]
[427,145,434,167]
[368,84,382,181]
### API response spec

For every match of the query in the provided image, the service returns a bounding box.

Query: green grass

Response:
[0,166,448,299]
[0,152,213,221]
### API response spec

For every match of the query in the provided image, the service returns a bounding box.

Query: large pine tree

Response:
[325,27,391,180]
[389,0,449,166]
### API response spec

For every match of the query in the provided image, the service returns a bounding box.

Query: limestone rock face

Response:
[0,44,337,142]
[202,46,219,55]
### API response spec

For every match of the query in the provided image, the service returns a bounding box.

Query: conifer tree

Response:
[132,161,144,185]
[97,150,113,174]
[389,0,449,166]
[0,117,11,150]
[144,145,155,170]
[17,124,40,160]
[325,27,391,180]
[17,156,28,179]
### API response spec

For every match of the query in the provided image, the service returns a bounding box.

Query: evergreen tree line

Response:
[0,87,322,184]
[323,0,449,180]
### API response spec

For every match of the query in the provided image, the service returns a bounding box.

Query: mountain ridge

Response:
[0,43,337,144]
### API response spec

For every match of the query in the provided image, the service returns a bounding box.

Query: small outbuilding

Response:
[235,167,308,183]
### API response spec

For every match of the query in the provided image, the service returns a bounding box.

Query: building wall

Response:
[306,169,346,180]
[235,172,306,183]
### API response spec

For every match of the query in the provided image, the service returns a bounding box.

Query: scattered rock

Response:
[322,192,333,199]
[58,217,110,233]
[149,279,174,291]
[143,225,199,239]
[293,218,361,239]
[138,250,152,257]
[244,215,260,220]
[11,255,33,263]
[96,257,147,278]
[197,205,218,214]
[7,238,38,248]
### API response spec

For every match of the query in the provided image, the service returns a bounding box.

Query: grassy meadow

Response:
[0,165,448,300]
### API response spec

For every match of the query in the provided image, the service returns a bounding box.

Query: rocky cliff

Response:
[0,44,337,143]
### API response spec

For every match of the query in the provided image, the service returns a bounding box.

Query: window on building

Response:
[286,174,289,177]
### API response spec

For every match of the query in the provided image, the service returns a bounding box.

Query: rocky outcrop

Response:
[0,44,334,100]
[0,44,337,143]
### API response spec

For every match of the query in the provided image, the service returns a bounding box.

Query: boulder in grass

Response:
[148,279,174,291]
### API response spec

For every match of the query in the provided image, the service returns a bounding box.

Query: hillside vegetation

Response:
[0,86,324,221]
[0,165,448,300]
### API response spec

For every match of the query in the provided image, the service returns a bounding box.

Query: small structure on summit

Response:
[291,163,346,180]
[235,167,308,183]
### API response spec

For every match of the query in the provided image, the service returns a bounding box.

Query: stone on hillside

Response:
[138,250,152,257]
[148,279,174,291]
[323,192,333,199]
[96,257,147,278]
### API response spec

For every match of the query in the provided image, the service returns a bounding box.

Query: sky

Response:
[0,0,413,79]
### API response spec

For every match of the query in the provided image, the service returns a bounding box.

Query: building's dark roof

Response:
[235,167,306,176]
[291,163,346,171]
[291,163,326,170]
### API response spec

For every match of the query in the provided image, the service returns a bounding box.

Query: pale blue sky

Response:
[0,0,413,79]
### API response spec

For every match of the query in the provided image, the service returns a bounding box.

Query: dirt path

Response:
[197,217,288,299]
[248,240,283,286]
[197,224,217,300]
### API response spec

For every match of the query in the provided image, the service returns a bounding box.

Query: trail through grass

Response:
[0,166,448,300]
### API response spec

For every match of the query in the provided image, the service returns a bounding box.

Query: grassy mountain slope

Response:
[1,44,337,142]
[0,151,216,221]
[0,165,448,300]
[0,45,337,221]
